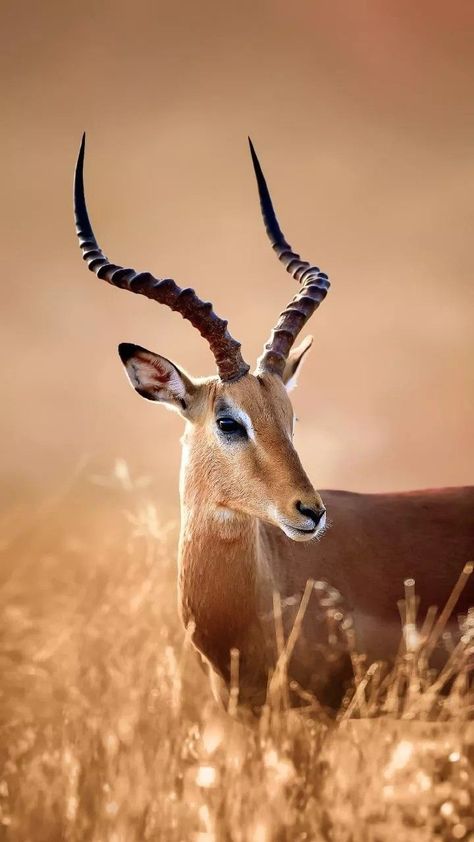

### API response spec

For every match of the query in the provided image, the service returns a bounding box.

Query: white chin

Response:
[281,524,318,543]
[280,512,326,542]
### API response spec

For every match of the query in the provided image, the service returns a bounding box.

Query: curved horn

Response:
[74,134,250,382]
[248,138,330,377]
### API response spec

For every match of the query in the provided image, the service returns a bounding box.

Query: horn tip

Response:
[248,136,259,166]
[76,133,87,174]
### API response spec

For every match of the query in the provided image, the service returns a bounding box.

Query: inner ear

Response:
[282,335,313,392]
[118,343,197,414]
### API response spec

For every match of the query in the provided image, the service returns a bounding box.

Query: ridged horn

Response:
[74,134,250,382]
[248,138,330,377]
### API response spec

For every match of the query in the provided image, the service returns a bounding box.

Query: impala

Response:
[74,135,474,713]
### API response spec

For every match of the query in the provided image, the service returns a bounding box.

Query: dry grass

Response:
[0,464,473,842]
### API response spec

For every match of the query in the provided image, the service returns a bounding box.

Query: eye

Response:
[216,417,247,437]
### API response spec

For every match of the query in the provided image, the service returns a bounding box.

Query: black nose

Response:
[295,501,326,527]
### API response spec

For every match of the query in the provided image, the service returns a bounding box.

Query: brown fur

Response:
[123,355,474,713]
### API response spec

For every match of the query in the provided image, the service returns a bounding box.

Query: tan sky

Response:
[1,0,473,510]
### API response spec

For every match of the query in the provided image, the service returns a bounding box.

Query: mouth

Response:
[280,511,327,542]
[280,523,318,542]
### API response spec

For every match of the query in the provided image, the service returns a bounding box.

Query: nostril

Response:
[295,500,326,527]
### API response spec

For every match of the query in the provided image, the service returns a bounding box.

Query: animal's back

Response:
[316,486,474,613]
[262,486,474,667]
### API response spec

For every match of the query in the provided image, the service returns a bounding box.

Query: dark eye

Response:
[216,417,247,436]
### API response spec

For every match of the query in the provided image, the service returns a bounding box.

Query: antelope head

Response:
[74,137,330,541]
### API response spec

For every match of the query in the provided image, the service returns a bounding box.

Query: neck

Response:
[177,443,273,690]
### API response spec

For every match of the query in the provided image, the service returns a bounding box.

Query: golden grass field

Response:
[1,462,473,842]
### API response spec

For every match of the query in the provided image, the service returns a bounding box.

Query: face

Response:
[119,342,326,542]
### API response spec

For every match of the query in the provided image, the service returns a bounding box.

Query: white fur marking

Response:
[236,407,255,441]
[214,506,237,522]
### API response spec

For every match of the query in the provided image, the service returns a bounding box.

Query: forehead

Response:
[212,372,293,427]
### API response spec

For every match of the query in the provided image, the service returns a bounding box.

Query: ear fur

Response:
[282,336,313,392]
[118,343,196,415]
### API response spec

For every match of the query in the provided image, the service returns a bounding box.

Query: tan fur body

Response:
[174,374,474,711]
[178,485,474,711]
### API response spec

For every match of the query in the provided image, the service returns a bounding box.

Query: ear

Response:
[118,343,197,416]
[282,336,313,392]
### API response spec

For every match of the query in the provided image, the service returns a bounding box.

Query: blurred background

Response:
[2,0,473,514]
